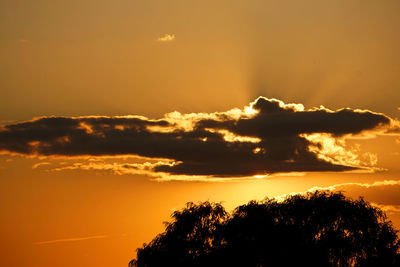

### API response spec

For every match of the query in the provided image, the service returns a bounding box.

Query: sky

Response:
[1,0,400,266]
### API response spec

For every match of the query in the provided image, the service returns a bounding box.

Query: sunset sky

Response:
[1,1,400,266]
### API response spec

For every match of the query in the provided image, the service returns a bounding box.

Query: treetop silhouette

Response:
[130,191,400,266]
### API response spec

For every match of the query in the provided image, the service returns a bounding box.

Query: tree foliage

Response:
[130,191,400,267]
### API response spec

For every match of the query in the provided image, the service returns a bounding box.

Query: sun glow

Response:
[253,174,267,179]
[244,105,258,116]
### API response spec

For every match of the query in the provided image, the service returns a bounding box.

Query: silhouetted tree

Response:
[129,191,400,267]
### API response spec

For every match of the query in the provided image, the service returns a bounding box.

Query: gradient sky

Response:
[1,1,400,266]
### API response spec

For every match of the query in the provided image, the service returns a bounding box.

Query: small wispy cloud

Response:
[34,235,107,245]
[32,162,51,169]
[157,34,175,42]
[275,180,400,201]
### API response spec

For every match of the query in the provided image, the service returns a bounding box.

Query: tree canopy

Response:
[129,191,400,267]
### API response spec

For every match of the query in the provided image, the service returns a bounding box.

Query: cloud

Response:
[157,34,175,42]
[32,162,51,169]
[52,161,173,177]
[0,97,396,178]
[50,161,255,182]
[278,180,400,198]
[275,180,400,203]
[34,235,107,245]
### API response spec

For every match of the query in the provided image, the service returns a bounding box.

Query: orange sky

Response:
[1,1,400,266]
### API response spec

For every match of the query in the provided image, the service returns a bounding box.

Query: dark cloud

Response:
[0,97,394,177]
[196,97,390,137]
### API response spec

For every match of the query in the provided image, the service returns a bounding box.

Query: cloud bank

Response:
[0,97,396,178]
